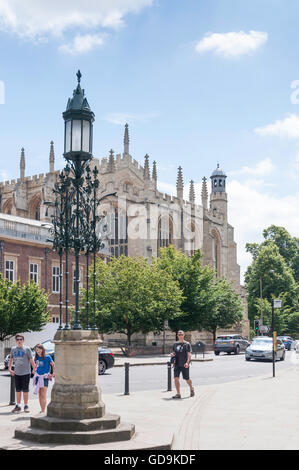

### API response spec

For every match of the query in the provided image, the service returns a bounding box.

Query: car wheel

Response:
[234,346,240,355]
[214,351,220,356]
[98,359,107,375]
[245,357,251,361]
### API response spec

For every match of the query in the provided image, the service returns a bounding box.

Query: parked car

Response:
[245,336,285,361]
[214,335,250,356]
[296,341,299,354]
[277,336,297,351]
[98,347,115,374]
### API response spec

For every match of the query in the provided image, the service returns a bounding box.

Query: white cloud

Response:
[0,169,9,181]
[105,112,159,125]
[157,181,176,195]
[158,176,299,283]
[285,151,299,181]
[0,0,153,40]
[228,180,299,280]
[255,113,299,139]
[59,33,105,55]
[195,30,268,58]
[229,158,275,177]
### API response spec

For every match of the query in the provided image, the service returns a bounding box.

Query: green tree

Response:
[245,243,297,325]
[153,246,216,337]
[246,225,299,282]
[82,255,183,345]
[201,277,244,342]
[0,276,49,342]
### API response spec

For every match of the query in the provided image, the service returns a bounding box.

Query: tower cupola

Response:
[210,164,227,193]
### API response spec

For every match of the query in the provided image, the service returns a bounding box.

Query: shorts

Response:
[34,376,49,388]
[15,374,30,393]
[174,366,190,381]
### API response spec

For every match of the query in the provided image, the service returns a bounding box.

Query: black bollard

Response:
[167,361,172,391]
[9,374,16,405]
[124,362,130,395]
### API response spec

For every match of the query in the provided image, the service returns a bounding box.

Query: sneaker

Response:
[24,405,30,413]
[172,394,181,399]
[12,405,21,413]
[190,388,195,397]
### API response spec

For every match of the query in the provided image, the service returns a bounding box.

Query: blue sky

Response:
[0,0,299,279]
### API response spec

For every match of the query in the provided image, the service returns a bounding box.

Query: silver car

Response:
[245,336,285,361]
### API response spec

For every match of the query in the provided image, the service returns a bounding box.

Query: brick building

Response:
[0,213,107,324]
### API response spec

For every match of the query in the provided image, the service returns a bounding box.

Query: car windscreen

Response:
[252,338,272,346]
[42,340,54,351]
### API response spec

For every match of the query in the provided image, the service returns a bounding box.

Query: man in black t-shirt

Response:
[170,330,194,399]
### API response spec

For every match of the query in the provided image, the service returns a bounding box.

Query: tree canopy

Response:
[0,276,49,342]
[81,254,183,345]
[245,225,299,336]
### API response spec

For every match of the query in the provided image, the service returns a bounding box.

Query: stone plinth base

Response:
[47,329,106,420]
[15,415,135,445]
[14,329,135,445]
[47,384,105,420]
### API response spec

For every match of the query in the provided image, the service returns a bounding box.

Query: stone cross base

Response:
[15,415,135,445]
[15,329,135,445]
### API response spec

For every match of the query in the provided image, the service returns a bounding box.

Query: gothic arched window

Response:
[2,198,13,215]
[157,216,174,255]
[29,194,41,221]
[108,205,128,258]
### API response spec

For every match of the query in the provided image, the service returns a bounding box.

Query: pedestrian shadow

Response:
[11,416,30,422]
[162,397,190,401]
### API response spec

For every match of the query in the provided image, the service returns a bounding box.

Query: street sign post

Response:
[272,299,282,378]
[259,325,269,334]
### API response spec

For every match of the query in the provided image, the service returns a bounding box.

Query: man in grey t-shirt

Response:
[170,330,194,399]
[8,334,36,413]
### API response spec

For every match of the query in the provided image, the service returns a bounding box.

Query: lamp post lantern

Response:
[63,70,94,162]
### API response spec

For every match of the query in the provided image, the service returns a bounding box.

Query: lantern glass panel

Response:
[65,120,71,153]
[82,120,90,153]
[72,120,82,152]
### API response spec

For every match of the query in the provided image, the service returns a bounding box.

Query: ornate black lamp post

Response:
[48,70,107,331]
[62,71,95,330]
[14,72,135,446]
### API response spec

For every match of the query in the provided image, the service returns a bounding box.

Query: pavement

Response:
[112,352,213,367]
[0,360,298,450]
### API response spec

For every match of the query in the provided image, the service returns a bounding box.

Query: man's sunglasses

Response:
[16,338,24,341]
